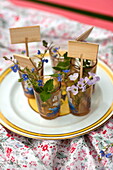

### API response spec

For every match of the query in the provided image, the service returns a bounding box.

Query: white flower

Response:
[69,73,79,81]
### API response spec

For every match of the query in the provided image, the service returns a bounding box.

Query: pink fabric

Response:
[41,0,113,16]
[9,0,113,31]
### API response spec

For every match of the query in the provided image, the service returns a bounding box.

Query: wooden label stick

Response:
[9,26,41,57]
[25,37,29,57]
[80,55,83,79]
[13,54,36,70]
[29,58,39,73]
[10,26,41,44]
[68,41,99,61]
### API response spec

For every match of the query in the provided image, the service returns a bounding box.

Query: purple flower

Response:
[87,77,100,85]
[88,72,96,77]
[77,77,89,92]
[69,73,78,81]
[66,86,72,92]
[22,74,28,81]
[10,64,19,73]
[87,72,100,85]
[37,50,41,55]
[100,150,105,157]
[80,77,89,84]
[77,80,84,89]
[62,69,70,73]
[81,85,86,92]
[71,85,78,95]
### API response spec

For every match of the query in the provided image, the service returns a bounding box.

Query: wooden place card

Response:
[76,27,93,41]
[68,41,99,61]
[13,54,36,69]
[10,26,41,44]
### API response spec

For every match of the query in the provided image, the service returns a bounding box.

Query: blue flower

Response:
[62,69,70,73]
[57,74,62,82]
[42,59,48,63]
[31,68,35,72]
[106,153,112,158]
[37,50,41,54]
[100,150,105,157]
[21,50,26,54]
[10,64,19,73]
[53,47,59,53]
[22,74,28,81]
[53,54,58,58]
[37,79,43,86]
[45,59,48,63]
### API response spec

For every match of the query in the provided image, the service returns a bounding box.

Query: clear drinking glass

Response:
[19,58,43,98]
[67,86,92,116]
[34,76,61,119]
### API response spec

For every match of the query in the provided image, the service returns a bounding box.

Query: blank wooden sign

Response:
[13,54,35,69]
[68,41,99,61]
[10,26,41,44]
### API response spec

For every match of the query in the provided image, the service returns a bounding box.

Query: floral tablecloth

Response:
[0,0,113,169]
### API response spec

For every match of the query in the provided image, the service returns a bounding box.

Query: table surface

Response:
[0,0,113,169]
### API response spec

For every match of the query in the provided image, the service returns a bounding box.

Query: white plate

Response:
[0,60,113,140]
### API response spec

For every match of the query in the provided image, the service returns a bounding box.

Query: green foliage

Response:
[34,79,54,102]
[3,56,8,60]
[18,78,24,82]
[50,73,59,77]
[40,91,51,102]
[42,40,48,48]
[43,79,54,92]
[63,52,69,60]
[53,60,70,71]
[35,86,43,93]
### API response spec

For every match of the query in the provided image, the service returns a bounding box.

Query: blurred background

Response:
[9,0,113,31]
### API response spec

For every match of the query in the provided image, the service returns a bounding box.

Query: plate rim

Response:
[0,60,113,139]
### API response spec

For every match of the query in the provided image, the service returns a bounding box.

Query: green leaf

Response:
[63,52,70,60]
[57,60,70,67]
[18,78,24,82]
[54,60,70,70]
[50,73,59,77]
[40,91,51,102]
[42,40,48,47]
[53,66,62,71]
[3,56,8,60]
[43,79,54,92]
[35,86,43,93]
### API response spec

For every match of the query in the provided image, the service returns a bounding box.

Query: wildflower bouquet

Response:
[3,39,100,119]
[3,40,55,100]
[66,72,100,115]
